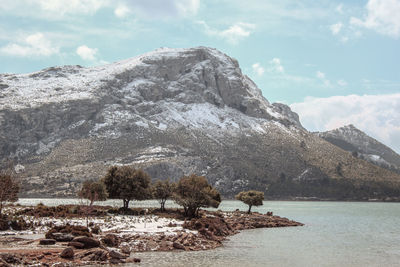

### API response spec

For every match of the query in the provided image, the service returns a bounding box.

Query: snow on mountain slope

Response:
[1,47,399,199]
[318,124,400,173]
[0,47,285,121]
[1,47,304,146]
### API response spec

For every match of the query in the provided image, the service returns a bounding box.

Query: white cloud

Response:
[122,0,200,19]
[36,0,108,15]
[330,22,343,35]
[76,45,98,61]
[269,58,284,73]
[252,63,265,76]
[0,0,200,20]
[220,23,255,44]
[253,61,349,93]
[340,36,349,43]
[0,33,59,57]
[175,0,200,17]
[316,71,325,79]
[336,4,344,14]
[337,79,347,86]
[0,0,109,19]
[114,5,131,18]
[350,0,400,38]
[198,21,255,44]
[290,93,400,153]
[316,71,331,87]
[254,61,315,91]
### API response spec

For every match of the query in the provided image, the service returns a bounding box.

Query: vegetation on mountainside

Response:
[266,177,400,200]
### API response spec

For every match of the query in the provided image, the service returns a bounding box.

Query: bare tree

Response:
[78,180,107,227]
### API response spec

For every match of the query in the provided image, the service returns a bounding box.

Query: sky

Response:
[0,0,399,153]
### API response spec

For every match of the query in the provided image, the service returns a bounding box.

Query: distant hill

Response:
[1,47,400,200]
[318,125,400,174]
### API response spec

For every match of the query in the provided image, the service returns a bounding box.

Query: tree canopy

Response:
[152,179,175,211]
[235,190,264,213]
[78,180,108,206]
[173,174,221,217]
[102,166,151,209]
[0,169,20,216]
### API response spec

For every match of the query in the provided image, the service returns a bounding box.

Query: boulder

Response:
[173,242,185,250]
[72,236,100,249]
[0,253,21,265]
[119,243,131,255]
[126,258,141,263]
[146,240,158,250]
[68,241,85,249]
[60,248,74,259]
[167,222,177,227]
[109,250,127,259]
[102,234,120,247]
[78,248,108,262]
[109,258,124,264]
[39,239,56,245]
[52,233,74,242]
[159,240,173,251]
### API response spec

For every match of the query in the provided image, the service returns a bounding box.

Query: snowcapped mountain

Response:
[1,47,399,199]
[318,125,400,174]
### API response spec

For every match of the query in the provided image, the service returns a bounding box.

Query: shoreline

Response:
[0,205,303,266]
[16,197,400,203]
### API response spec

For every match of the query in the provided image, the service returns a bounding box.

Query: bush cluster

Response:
[0,162,265,221]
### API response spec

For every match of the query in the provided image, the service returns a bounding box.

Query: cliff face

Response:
[318,125,400,174]
[1,47,399,199]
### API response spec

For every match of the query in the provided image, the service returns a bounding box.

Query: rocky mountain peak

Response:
[0,47,302,128]
[344,124,356,129]
[105,46,302,126]
[318,124,400,173]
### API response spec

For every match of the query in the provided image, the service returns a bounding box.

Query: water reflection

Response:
[17,199,400,267]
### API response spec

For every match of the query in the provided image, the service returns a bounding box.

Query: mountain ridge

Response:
[1,46,399,199]
[318,124,400,174]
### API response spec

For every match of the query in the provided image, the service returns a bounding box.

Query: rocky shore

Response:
[0,205,303,266]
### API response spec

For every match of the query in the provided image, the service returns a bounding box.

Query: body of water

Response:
[17,199,400,267]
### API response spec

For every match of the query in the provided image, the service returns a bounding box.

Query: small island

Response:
[0,166,303,266]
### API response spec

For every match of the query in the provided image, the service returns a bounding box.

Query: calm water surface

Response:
[18,199,400,267]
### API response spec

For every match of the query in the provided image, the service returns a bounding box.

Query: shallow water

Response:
[17,199,400,267]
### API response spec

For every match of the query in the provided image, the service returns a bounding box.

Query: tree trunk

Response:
[86,202,93,228]
[183,206,188,216]
[123,199,130,210]
[161,200,165,212]
[187,206,196,218]
[248,205,252,214]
